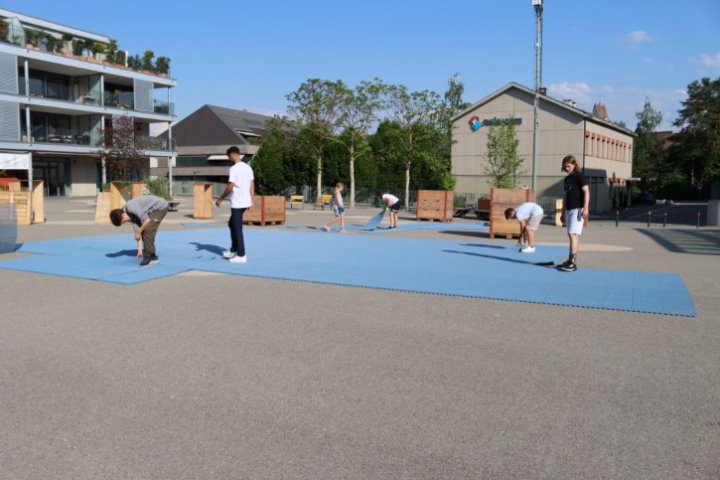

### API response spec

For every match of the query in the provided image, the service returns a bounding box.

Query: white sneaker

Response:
[222,250,236,259]
[520,246,536,253]
[323,226,331,232]
[229,255,247,264]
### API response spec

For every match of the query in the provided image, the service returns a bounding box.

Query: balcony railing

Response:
[136,135,176,151]
[21,128,93,146]
[153,100,174,115]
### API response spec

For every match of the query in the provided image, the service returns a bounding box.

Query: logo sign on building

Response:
[468,116,522,132]
[0,153,30,170]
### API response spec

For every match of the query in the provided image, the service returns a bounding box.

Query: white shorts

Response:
[525,214,542,231]
[566,208,584,235]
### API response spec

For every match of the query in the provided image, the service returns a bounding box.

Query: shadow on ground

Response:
[635,228,720,255]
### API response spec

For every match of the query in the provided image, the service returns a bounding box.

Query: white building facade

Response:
[0,8,176,197]
[452,83,635,213]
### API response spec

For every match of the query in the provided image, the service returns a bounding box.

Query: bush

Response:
[144,176,172,200]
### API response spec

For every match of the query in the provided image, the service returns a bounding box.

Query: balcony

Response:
[136,135,175,151]
[153,100,173,115]
[22,127,93,146]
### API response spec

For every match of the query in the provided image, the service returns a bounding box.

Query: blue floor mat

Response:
[0,228,695,316]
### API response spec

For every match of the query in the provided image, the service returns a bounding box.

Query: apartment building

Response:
[0,8,176,197]
[452,82,636,213]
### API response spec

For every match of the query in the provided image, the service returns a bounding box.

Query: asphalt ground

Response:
[1,197,719,480]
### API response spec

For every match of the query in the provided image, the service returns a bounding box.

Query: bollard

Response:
[663,211,667,228]
[647,210,651,228]
[616,210,619,227]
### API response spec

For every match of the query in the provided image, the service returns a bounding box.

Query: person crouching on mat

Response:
[110,194,169,267]
[380,192,402,229]
[505,202,544,253]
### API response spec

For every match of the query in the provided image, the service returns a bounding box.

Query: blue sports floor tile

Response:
[0,227,696,316]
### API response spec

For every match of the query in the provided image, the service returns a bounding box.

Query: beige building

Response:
[451,82,636,213]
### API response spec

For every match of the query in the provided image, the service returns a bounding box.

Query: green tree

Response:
[286,79,346,201]
[632,99,663,191]
[252,117,292,194]
[672,77,720,188]
[368,120,405,192]
[334,78,386,208]
[384,84,443,208]
[483,117,522,188]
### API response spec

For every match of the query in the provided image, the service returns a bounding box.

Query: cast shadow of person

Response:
[106,249,137,258]
[189,242,225,256]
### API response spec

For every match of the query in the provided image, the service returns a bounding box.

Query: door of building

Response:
[33,158,70,196]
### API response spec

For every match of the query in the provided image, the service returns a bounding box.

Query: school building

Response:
[451,82,636,213]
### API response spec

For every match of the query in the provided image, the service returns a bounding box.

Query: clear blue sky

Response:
[8,0,720,131]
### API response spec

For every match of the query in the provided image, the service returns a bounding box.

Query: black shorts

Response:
[390,201,402,213]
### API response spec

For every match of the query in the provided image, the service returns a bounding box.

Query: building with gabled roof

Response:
[154,105,274,194]
[452,82,636,213]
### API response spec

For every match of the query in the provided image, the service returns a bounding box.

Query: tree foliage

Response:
[253,75,465,204]
[97,115,147,181]
[632,99,664,191]
[483,118,522,188]
[672,77,720,187]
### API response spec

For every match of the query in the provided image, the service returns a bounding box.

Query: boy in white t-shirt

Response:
[504,202,544,253]
[380,193,402,229]
[215,146,254,264]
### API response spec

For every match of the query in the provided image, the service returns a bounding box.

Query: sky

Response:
[8,0,720,132]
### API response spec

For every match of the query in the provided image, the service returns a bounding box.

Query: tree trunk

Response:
[349,140,355,210]
[404,132,413,210]
[316,153,323,201]
[404,160,411,211]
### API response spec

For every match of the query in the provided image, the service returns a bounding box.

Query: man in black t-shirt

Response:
[558,155,589,272]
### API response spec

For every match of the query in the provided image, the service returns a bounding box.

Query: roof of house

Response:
[452,82,635,136]
[170,105,275,149]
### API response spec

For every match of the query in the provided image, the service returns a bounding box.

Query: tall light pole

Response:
[531,0,543,191]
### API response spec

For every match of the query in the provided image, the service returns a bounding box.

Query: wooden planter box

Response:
[193,183,214,219]
[109,181,131,209]
[0,180,44,225]
[244,196,286,226]
[131,181,145,198]
[489,188,535,238]
[416,190,454,222]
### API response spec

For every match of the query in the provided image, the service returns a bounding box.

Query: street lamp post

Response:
[531,0,543,192]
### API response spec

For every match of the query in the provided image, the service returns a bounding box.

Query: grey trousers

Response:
[142,208,168,256]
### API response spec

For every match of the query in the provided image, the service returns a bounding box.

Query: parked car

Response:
[633,192,656,205]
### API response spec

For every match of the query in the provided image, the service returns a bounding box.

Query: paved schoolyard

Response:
[1,197,719,479]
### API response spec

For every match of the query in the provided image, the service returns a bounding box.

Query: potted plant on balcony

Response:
[24,28,39,49]
[82,39,94,57]
[0,19,9,44]
[72,38,84,56]
[60,33,73,55]
[105,39,118,64]
[91,42,106,61]
[142,49,155,73]
[155,56,170,76]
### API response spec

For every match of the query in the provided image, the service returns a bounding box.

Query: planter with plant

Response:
[0,19,9,43]
[155,56,170,76]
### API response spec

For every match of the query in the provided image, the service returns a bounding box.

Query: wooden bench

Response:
[167,200,180,212]
[314,194,333,210]
[289,195,304,209]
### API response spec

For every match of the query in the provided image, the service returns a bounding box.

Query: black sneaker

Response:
[150,254,159,264]
[560,260,577,272]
